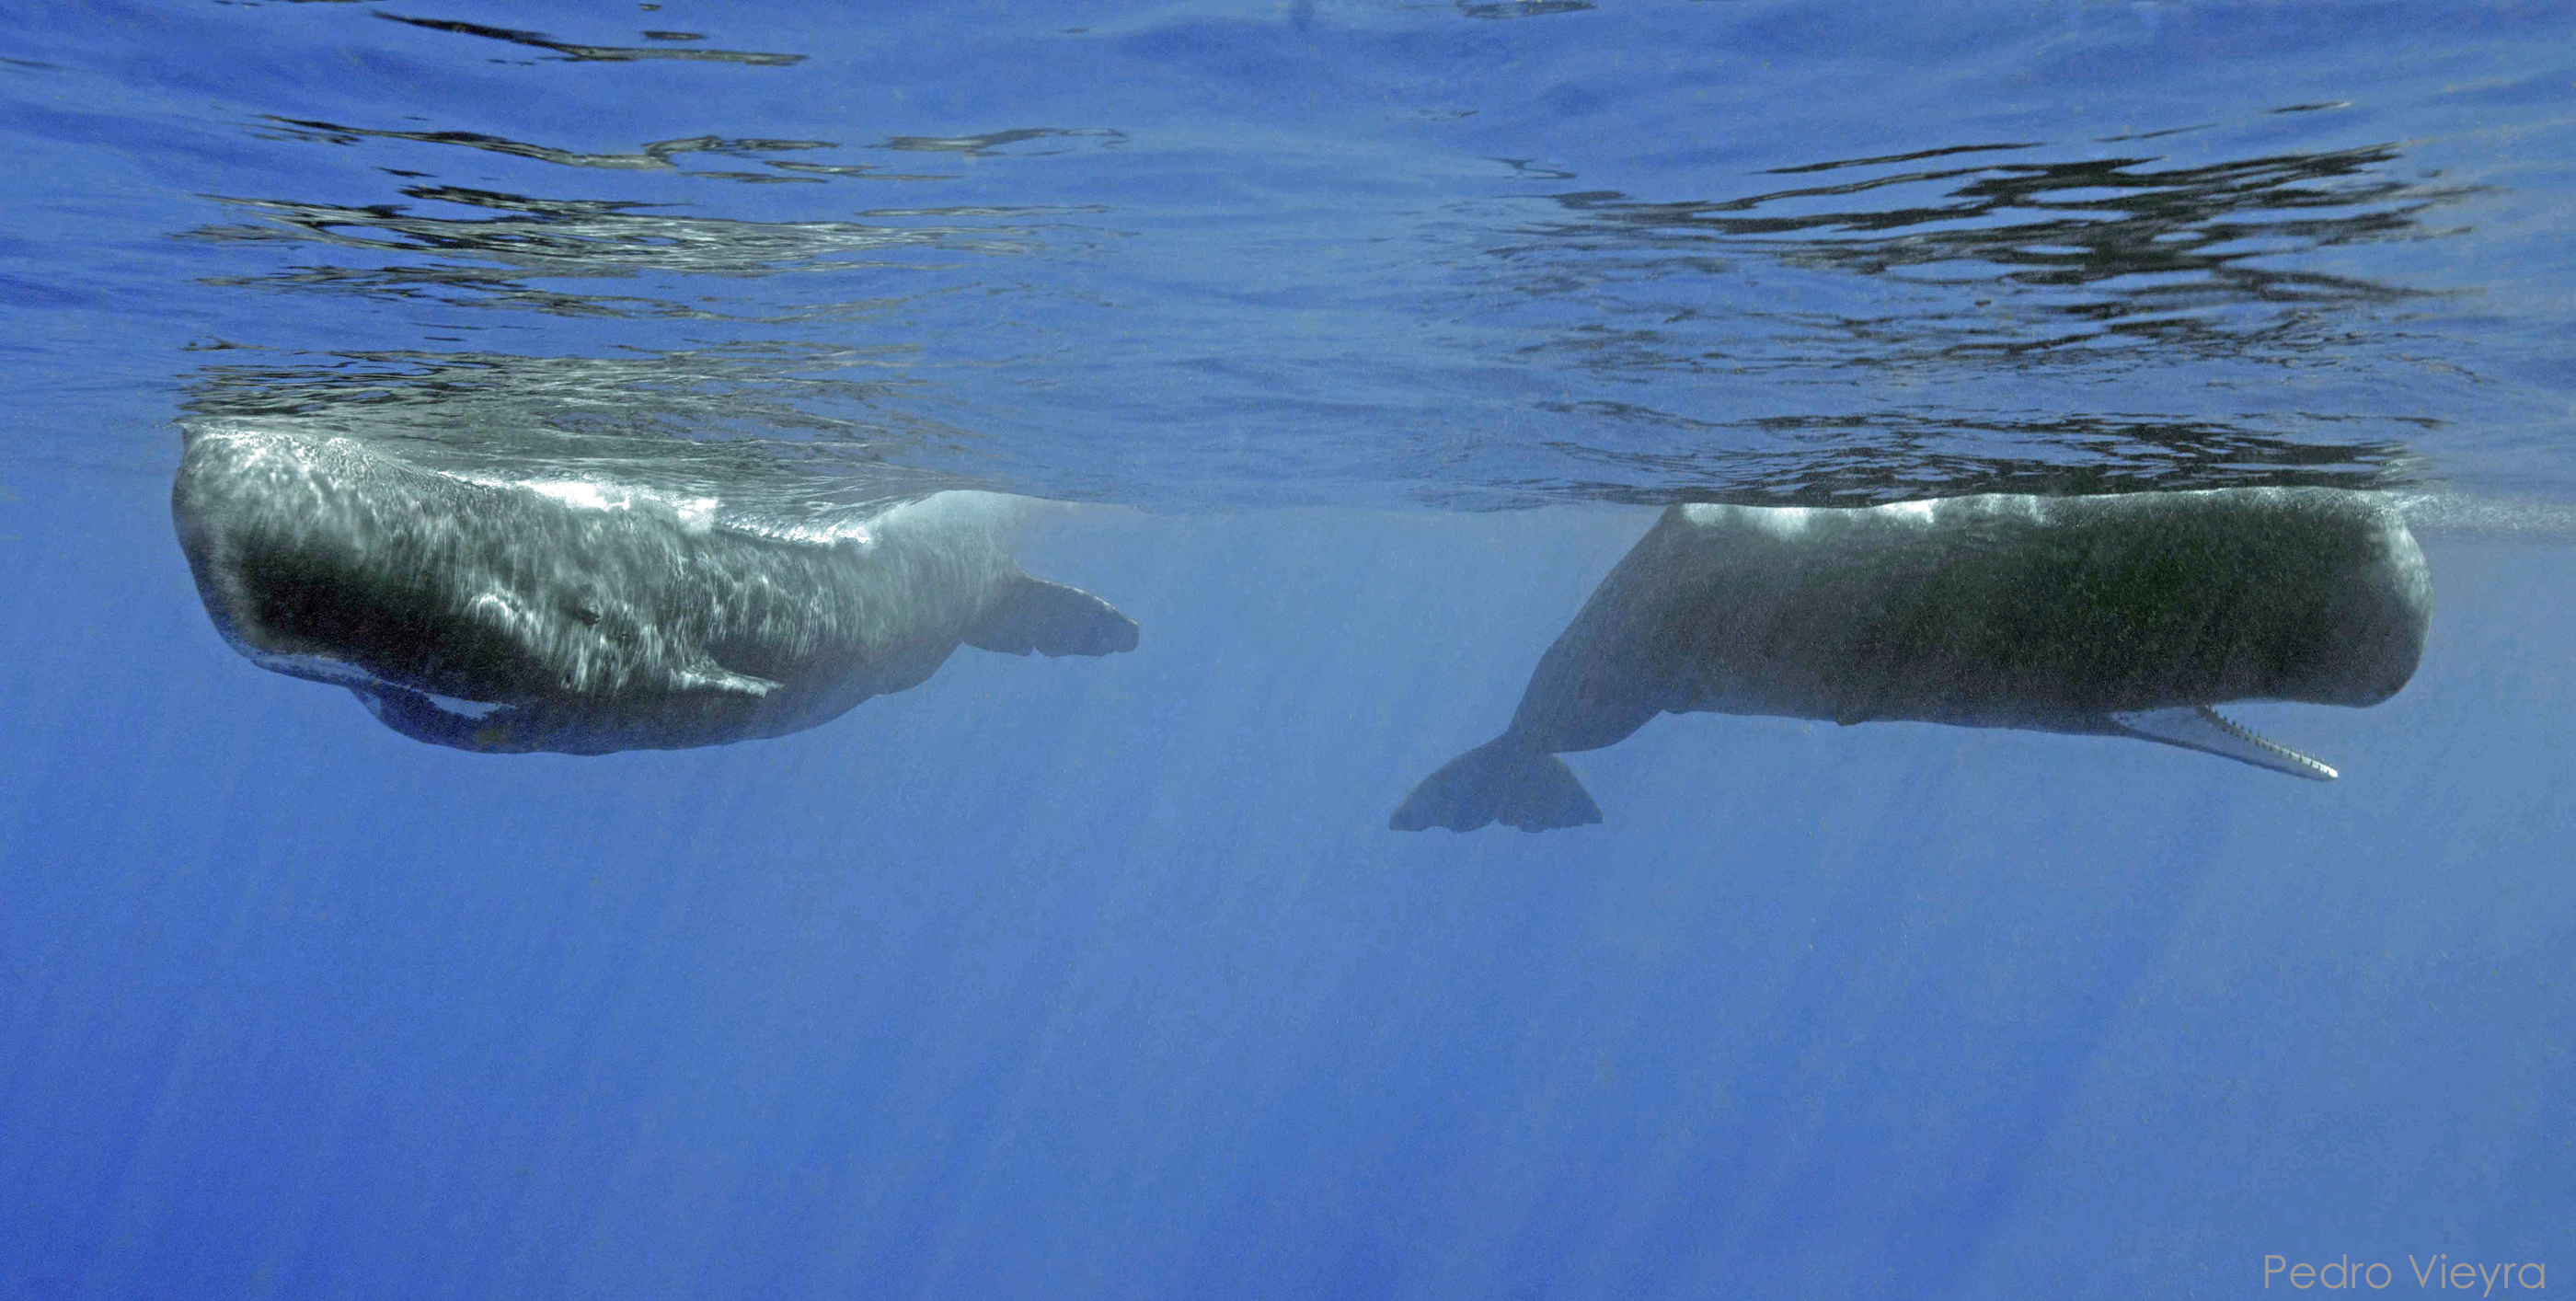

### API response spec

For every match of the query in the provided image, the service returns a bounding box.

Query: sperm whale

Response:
[1391,488,2432,832]
[173,424,1138,754]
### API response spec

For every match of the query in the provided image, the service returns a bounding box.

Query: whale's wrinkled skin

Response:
[1392,488,2432,833]
[173,425,1138,754]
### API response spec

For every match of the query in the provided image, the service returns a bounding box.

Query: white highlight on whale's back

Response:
[516,479,721,534]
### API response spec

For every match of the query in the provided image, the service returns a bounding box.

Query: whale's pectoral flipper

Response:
[964,577,1141,658]
[2108,706,2339,781]
[1389,736,1604,833]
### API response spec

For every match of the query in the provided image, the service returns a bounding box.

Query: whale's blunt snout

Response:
[2317,507,2432,708]
[2373,517,2435,700]
[170,432,278,649]
[169,429,422,670]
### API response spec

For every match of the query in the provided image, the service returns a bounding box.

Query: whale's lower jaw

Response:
[2109,705,2339,780]
[244,648,511,721]
[348,685,839,755]
[236,640,812,752]
[236,643,752,752]
[1835,701,2344,780]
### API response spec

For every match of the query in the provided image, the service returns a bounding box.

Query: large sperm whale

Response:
[1391,488,2432,832]
[173,423,1138,754]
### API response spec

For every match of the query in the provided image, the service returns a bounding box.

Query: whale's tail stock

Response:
[1388,735,1603,833]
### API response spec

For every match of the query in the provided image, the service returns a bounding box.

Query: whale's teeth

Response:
[2198,706,2339,780]
[2108,705,2340,781]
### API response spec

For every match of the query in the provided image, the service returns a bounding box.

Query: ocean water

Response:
[3,1,2571,1297]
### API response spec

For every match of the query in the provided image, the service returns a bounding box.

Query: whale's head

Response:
[2247,489,2432,708]
[170,425,565,708]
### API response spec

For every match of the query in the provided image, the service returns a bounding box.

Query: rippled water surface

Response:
[3,4,2571,1299]
[11,0,2576,511]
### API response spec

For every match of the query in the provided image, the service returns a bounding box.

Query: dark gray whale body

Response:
[173,425,1138,754]
[1392,488,2432,832]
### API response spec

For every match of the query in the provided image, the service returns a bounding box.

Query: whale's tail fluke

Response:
[966,577,1141,657]
[1389,736,1603,833]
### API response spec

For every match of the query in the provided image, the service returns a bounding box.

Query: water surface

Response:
[2,3,2570,1297]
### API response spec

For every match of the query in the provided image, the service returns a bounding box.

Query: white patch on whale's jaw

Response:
[244,650,508,721]
[351,689,512,731]
[2110,705,2340,780]
[674,663,782,697]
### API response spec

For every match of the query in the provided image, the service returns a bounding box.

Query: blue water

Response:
[4,2,2571,1297]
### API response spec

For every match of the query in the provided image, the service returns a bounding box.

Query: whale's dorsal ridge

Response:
[2108,705,2340,781]
[963,576,1141,658]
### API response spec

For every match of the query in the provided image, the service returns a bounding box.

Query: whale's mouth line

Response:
[245,649,509,721]
[2108,704,2340,781]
